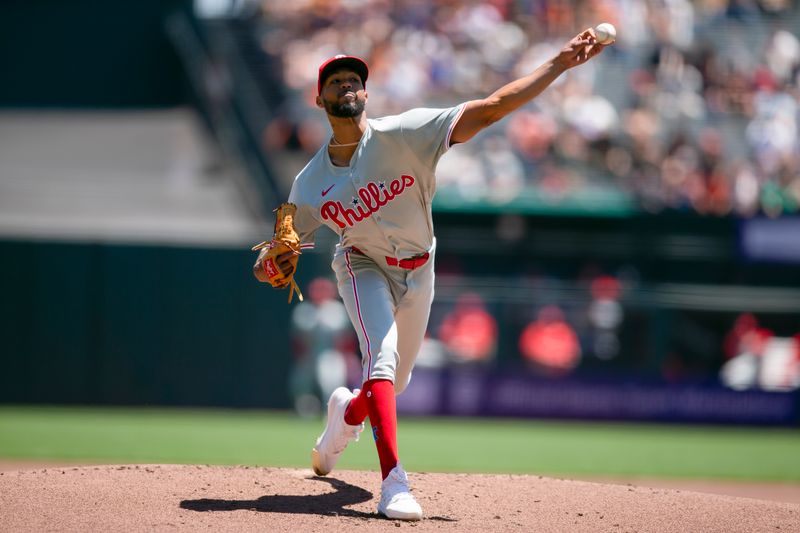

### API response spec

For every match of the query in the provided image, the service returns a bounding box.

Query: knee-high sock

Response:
[343,379,398,479]
[365,379,399,480]
[344,384,370,425]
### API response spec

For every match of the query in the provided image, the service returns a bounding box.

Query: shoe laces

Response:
[388,490,417,506]
[333,421,364,452]
[382,464,411,495]
[347,421,364,442]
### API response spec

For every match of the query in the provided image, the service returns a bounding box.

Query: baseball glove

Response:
[252,202,304,303]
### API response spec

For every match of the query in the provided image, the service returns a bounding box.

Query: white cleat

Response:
[311,387,364,476]
[377,463,423,521]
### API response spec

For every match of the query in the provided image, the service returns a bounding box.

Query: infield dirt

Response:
[1,465,798,532]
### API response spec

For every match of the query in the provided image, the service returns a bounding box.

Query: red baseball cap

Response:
[317,55,369,94]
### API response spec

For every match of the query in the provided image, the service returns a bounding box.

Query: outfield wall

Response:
[0,239,325,408]
[398,367,799,426]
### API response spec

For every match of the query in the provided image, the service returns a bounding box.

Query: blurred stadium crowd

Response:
[286,275,800,412]
[251,0,800,217]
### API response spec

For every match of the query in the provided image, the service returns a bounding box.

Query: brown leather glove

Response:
[252,203,304,303]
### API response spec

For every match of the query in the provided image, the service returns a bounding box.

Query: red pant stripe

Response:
[345,251,372,377]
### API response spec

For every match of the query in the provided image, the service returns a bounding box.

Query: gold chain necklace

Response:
[330,135,361,148]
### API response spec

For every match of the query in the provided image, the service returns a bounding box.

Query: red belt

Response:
[350,246,430,270]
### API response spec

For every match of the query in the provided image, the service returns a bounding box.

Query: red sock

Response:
[364,379,399,480]
[344,386,369,425]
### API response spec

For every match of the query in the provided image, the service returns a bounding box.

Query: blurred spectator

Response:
[519,305,582,374]
[241,0,800,218]
[289,277,358,417]
[719,312,800,392]
[438,292,498,364]
[722,312,767,362]
[587,275,624,360]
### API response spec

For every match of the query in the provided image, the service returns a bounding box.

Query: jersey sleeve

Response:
[287,187,321,251]
[399,103,466,168]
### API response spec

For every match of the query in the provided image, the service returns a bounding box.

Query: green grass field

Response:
[1,406,798,482]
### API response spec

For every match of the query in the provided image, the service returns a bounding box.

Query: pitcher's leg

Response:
[343,378,398,479]
[314,254,398,477]
[393,273,435,395]
[334,253,398,383]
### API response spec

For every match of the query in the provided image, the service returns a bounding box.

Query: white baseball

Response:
[594,23,617,45]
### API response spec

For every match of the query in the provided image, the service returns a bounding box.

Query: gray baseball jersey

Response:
[288,104,466,391]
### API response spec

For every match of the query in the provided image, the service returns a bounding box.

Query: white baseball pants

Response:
[331,243,435,394]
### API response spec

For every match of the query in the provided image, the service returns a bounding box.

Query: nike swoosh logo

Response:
[322,184,335,197]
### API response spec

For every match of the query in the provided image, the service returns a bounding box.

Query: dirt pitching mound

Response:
[1,465,797,532]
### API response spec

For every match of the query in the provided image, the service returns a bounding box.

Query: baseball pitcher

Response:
[253,28,607,520]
